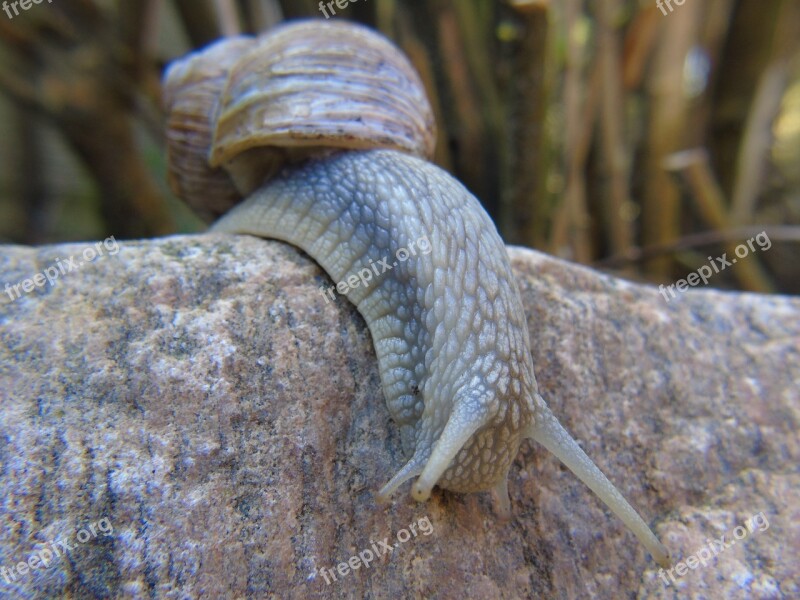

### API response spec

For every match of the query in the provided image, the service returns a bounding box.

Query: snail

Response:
[163,20,670,568]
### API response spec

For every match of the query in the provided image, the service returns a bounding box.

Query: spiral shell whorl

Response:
[163,20,436,219]
[211,20,436,171]
[163,36,256,222]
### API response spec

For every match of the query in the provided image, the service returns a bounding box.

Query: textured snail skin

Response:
[211,148,670,567]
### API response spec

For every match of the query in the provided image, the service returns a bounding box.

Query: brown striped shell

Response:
[163,20,436,220]
[163,36,256,222]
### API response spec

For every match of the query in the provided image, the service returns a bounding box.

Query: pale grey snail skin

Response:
[210,149,670,568]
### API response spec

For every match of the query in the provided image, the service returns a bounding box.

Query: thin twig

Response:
[595,226,799,269]
[662,148,775,291]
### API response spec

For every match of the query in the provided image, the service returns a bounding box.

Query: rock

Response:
[0,234,797,599]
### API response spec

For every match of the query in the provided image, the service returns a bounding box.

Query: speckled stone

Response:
[0,235,797,599]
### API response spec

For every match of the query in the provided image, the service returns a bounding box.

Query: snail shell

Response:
[163,20,436,218]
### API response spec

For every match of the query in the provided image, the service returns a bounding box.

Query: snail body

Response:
[164,20,669,567]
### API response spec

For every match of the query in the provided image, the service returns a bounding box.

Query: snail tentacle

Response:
[376,458,425,503]
[527,404,671,568]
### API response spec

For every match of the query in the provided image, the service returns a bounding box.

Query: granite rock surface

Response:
[0,234,797,599]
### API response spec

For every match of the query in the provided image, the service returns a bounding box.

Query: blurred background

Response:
[0,0,798,293]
